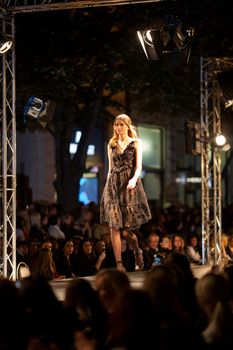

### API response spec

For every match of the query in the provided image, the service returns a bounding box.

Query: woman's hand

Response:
[99,250,106,262]
[127,178,136,190]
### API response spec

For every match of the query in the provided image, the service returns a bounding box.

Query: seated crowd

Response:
[0,201,232,349]
[15,201,233,280]
[2,248,233,350]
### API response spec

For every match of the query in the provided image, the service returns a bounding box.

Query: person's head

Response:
[109,114,137,146]
[121,238,127,253]
[80,206,94,223]
[159,235,171,250]
[95,268,131,314]
[147,233,159,250]
[223,263,233,302]
[17,240,28,256]
[79,239,93,255]
[65,278,106,322]
[108,289,158,350]
[188,234,198,247]
[143,265,180,319]
[32,248,56,281]
[195,272,230,322]
[40,239,53,251]
[41,214,49,226]
[93,239,106,255]
[30,211,41,227]
[49,204,58,216]
[28,239,38,254]
[49,215,60,226]
[62,239,74,256]
[172,234,184,250]
[61,213,74,226]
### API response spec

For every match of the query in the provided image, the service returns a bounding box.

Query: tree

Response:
[15,1,233,210]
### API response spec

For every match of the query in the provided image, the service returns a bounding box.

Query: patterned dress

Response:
[100,140,151,230]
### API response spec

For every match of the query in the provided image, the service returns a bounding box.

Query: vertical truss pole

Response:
[200,57,210,264]
[200,57,222,266]
[0,13,17,280]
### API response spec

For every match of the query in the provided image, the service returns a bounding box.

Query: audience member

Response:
[75,238,106,277]
[186,233,202,264]
[55,239,77,278]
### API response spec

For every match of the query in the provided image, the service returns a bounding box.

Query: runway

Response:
[50,264,211,302]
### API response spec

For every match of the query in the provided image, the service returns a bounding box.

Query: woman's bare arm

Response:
[127,138,142,189]
[107,144,113,178]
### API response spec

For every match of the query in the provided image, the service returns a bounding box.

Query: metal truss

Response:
[0,13,16,279]
[1,0,163,279]
[200,57,233,265]
[2,0,162,13]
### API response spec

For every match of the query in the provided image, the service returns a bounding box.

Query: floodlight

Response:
[137,14,194,65]
[217,70,233,109]
[24,96,56,127]
[214,134,226,147]
[137,29,163,61]
[213,134,230,152]
[0,33,13,54]
[225,99,233,109]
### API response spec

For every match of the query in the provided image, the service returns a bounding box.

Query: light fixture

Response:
[0,33,13,54]
[214,134,226,147]
[224,99,233,109]
[217,70,233,109]
[24,96,56,127]
[213,134,230,152]
[184,121,231,154]
[137,14,194,66]
[137,29,163,61]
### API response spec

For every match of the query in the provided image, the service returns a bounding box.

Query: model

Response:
[100,114,151,271]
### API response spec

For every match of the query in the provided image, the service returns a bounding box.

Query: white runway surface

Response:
[50,264,212,302]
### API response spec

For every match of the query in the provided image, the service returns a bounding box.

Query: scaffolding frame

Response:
[0,13,16,279]
[200,57,233,265]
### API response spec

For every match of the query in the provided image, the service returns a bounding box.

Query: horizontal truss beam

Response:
[2,0,163,14]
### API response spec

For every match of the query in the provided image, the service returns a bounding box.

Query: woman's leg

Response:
[110,227,125,271]
[122,230,144,269]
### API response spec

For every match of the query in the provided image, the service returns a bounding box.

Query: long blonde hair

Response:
[109,114,137,147]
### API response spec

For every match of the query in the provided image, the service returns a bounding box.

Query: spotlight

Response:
[224,99,233,109]
[0,33,13,54]
[217,70,233,109]
[137,29,163,61]
[24,96,56,127]
[214,134,226,147]
[137,14,194,66]
[213,134,231,152]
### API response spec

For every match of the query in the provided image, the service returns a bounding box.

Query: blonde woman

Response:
[100,114,151,271]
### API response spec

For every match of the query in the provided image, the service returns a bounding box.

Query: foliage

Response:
[14,0,233,209]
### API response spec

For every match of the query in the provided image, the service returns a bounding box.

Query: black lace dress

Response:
[100,141,151,230]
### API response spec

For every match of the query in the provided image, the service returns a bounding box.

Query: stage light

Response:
[184,121,230,154]
[213,134,230,152]
[214,134,226,147]
[137,29,163,61]
[0,33,13,54]
[224,99,233,109]
[24,96,56,127]
[217,70,233,109]
[137,14,194,65]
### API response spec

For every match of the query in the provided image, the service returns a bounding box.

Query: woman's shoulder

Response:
[130,137,141,142]
[132,138,142,146]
